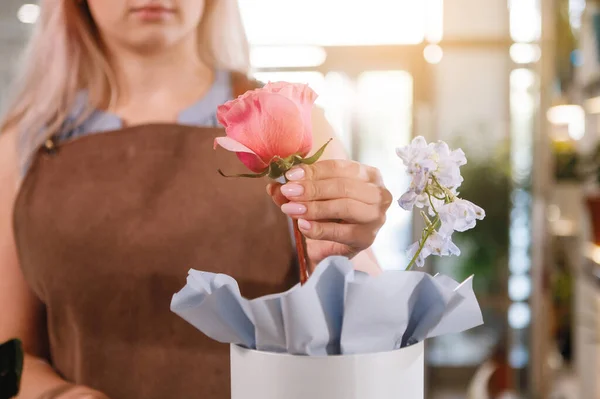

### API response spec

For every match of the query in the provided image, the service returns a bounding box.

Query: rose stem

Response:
[292,219,310,285]
[284,175,310,284]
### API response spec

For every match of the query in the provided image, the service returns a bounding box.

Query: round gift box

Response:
[230,342,424,399]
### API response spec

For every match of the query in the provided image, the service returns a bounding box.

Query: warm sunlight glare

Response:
[239,0,442,46]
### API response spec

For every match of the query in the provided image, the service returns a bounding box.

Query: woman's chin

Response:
[124,31,188,54]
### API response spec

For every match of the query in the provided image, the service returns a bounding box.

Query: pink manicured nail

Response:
[286,168,305,181]
[297,219,311,230]
[281,184,304,197]
[281,203,307,215]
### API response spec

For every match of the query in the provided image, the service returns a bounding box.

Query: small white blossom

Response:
[438,198,485,235]
[426,195,446,216]
[396,137,436,172]
[396,137,437,193]
[396,137,437,211]
[398,187,428,211]
[406,232,461,268]
[397,137,485,270]
[431,141,466,189]
[427,232,461,257]
[396,137,468,211]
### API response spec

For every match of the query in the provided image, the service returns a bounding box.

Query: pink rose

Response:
[215,82,318,173]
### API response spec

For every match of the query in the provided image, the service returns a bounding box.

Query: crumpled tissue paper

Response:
[170,256,483,355]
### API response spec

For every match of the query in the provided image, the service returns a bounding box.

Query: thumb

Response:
[267,182,289,207]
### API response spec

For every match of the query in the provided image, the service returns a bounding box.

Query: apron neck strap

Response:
[230,72,264,97]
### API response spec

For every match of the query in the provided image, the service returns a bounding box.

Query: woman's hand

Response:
[268,160,392,266]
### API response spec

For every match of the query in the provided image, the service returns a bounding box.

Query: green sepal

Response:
[217,169,269,178]
[267,162,287,180]
[266,155,303,179]
[217,139,333,180]
[300,139,332,165]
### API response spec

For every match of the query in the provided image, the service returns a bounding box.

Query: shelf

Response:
[583,242,600,287]
[583,75,600,99]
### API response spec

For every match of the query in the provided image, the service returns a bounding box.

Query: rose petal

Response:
[264,82,317,100]
[236,152,270,173]
[217,86,264,128]
[265,83,317,157]
[216,82,319,172]
[264,82,319,113]
[214,136,268,173]
[213,136,257,154]
[217,98,253,130]
[220,91,307,162]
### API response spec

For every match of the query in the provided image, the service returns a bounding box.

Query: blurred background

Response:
[1,0,599,397]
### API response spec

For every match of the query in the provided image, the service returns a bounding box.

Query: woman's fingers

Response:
[297,220,379,249]
[281,198,383,225]
[280,178,387,205]
[267,183,287,207]
[285,160,383,185]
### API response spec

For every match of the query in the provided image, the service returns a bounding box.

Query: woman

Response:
[0,1,391,398]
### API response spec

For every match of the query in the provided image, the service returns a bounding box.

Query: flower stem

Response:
[405,215,438,271]
[405,192,440,271]
[292,219,310,285]
[285,177,310,285]
[431,175,454,202]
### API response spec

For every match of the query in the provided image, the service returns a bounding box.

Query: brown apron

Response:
[12,77,296,399]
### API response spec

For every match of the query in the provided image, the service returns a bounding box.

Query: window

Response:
[240,0,443,46]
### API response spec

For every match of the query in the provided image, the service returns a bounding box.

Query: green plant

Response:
[553,140,580,181]
[434,140,511,293]
[579,141,600,185]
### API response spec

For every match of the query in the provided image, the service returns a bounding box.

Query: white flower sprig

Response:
[396,136,485,270]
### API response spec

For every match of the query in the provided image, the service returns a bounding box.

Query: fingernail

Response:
[286,168,305,181]
[281,183,304,197]
[281,203,307,215]
[266,184,273,196]
[298,219,311,230]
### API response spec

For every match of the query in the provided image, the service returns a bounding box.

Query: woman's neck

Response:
[106,38,215,124]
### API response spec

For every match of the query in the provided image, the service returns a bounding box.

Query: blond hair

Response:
[0,0,250,166]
